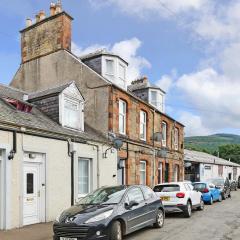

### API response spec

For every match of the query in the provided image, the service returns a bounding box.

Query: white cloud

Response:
[72,38,151,84]
[155,69,177,92]
[89,0,207,18]
[178,111,211,136]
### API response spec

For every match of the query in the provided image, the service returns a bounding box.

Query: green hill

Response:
[185,134,240,153]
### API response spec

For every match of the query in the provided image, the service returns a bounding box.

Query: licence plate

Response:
[161,196,170,201]
[60,238,77,240]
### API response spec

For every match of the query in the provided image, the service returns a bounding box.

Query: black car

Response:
[53,185,165,240]
[207,177,231,200]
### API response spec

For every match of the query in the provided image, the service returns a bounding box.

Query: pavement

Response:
[1,191,240,240]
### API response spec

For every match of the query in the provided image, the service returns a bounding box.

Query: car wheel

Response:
[228,192,231,198]
[184,201,192,218]
[218,194,222,202]
[110,221,122,240]
[209,196,213,205]
[197,199,204,211]
[222,193,226,200]
[154,209,164,228]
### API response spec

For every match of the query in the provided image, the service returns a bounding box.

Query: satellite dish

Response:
[113,139,123,150]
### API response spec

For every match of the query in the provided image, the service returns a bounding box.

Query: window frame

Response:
[140,161,147,185]
[78,158,92,198]
[118,99,127,135]
[105,58,115,77]
[174,127,179,150]
[158,162,163,184]
[62,95,84,131]
[162,121,167,147]
[140,110,147,141]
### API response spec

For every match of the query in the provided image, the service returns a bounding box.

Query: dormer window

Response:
[149,89,165,112]
[119,63,126,88]
[63,96,83,130]
[105,59,115,80]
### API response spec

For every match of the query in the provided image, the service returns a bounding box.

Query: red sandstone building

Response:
[11,3,185,187]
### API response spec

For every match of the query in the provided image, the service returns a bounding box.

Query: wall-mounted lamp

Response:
[8,150,15,160]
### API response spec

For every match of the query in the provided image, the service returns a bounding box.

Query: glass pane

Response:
[64,98,81,129]
[162,122,166,141]
[78,159,90,194]
[119,64,125,79]
[127,188,144,203]
[106,60,114,75]
[27,173,34,194]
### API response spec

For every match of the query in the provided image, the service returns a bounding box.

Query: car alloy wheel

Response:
[184,201,192,218]
[154,209,164,228]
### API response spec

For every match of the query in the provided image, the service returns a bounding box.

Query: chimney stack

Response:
[55,2,62,14]
[39,10,46,21]
[50,3,56,16]
[26,18,32,27]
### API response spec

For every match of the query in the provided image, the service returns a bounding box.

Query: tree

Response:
[218,144,240,164]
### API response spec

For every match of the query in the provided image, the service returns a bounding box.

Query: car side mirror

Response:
[215,186,220,189]
[125,200,139,209]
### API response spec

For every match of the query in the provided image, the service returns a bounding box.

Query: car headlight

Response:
[85,210,113,224]
[55,213,61,222]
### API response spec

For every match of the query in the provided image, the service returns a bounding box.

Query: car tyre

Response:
[228,192,231,198]
[184,201,192,218]
[209,196,213,205]
[197,199,204,211]
[222,193,226,200]
[218,194,222,202]
[153,209,165,228]
[110,221,122,240]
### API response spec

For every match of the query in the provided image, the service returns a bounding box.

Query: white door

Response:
[23,163,40,226]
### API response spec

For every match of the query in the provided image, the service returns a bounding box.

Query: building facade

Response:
[184,150,240,183]
[0,83,117,230]
[10,3,185,187]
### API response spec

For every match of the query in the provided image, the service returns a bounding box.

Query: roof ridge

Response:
[0,83,27,94]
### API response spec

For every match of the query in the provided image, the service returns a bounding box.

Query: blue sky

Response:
[0,0,240,136]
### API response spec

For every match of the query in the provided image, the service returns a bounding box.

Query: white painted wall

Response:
[0,129,117,230]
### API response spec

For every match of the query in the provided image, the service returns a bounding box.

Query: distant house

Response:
[184,149,240,183]
[10,3,185,188]
[0,83,117,230]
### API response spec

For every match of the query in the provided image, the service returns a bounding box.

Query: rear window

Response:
[153,184,180,192]
[193,183,206,191]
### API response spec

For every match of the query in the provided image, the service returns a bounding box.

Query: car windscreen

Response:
[78,186,126,205]
[153,184,180,192]
[193,183,206,192]
[208,179,224,186]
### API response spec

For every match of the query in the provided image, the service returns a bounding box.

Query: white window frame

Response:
[149,89,165,112]
[162,121,167,147]
[118,63,126,88]
[174,128,179,150]
[119,99,127,135]
[78,158,91,198]
[140,161,147,185]
[140,110,147,141]
[105,58,115,79]
[62,95,84,131]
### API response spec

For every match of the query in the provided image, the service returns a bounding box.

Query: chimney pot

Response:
[35,14,40,23]
[55,3,62,14]
[50,3,56,16]
[39,10,46,21]
[26,18,32,27]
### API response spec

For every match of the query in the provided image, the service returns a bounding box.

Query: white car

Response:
[153,182,204,217]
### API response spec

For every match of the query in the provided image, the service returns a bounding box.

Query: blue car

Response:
[193,182,222,204]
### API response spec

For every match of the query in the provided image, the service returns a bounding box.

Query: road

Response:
[1,191,240,240]
[125,191,240,240]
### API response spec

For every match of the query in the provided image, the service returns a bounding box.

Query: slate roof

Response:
[28,81,74,100]
[184,149,240,167]
[80,49,129,65]
[0,83,27,100]
[0,84,107,143]
[128,78,166,93]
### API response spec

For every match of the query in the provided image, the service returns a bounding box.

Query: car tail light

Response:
[203,188,209,193]
[176,192,185,198]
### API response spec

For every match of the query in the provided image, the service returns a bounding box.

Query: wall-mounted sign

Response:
[204,165,212,170]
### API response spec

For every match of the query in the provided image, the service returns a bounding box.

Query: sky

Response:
[0,0,240,137]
